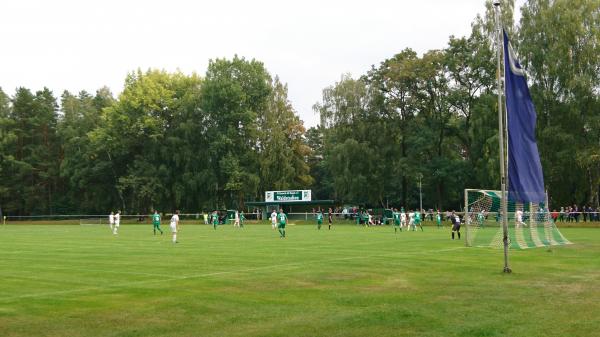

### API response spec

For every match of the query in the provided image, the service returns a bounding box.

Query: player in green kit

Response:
[477,210,485,228]
[212,210,219,230]
[240,211,245,228]
[393,208,401,233]
[415,210,424,231]
[362,211,370,227]
[436,210,442,228]
[316,209,323,230]
[277,208,287,238]
[152,210,163,235]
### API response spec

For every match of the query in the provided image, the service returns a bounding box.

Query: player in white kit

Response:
[108,211,115,230]
[271,209,277,230]
[113,210,120,234]
[400,208,407,230]
[170,210,180,243]
[515,209,526,228]
[408,210,415,231]
[234,210,240,228]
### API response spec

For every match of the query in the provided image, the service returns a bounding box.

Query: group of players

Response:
[108,209,250,243]
[107,207,463,243]
[308,207,462,240]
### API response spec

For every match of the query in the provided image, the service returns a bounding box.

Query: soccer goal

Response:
[464,189,571,249]
[79,218,104,226]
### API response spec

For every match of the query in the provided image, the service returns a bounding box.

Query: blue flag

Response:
[504,30,545,203]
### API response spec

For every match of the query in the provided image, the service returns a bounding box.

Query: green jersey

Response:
[212,213,219,224]
[394,212,400,224]
[152,214,160,225]
[278,212,287,225]
[415,212,421,223]
[316,212,323,223]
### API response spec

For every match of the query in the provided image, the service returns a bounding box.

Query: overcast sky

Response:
[0,0,525,127]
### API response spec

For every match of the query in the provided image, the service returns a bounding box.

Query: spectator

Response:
[559,207,565,222]
[551,209,559,222]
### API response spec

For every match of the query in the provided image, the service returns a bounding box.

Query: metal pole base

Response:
[503,267,512,273]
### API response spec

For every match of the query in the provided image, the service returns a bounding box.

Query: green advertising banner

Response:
[265,190,311,202]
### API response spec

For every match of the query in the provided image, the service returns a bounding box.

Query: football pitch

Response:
[1,223,598,337]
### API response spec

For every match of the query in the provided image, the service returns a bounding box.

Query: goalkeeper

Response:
[451,211,461,240]
[152,210,163,235]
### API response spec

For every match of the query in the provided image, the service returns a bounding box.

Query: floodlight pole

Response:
[494,0,511,273]
[418,174,423,213]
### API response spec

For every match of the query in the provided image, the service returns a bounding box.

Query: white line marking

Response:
[0,246,466,302]
[2,264,177,278]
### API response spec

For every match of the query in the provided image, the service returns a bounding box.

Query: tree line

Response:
[0,0,598,216]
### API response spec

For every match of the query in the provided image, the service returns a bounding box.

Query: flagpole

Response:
[494,0,511,273]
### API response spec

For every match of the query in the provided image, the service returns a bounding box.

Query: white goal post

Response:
[464,189,571,249]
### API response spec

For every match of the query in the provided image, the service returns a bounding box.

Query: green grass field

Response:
[1,223,598,337]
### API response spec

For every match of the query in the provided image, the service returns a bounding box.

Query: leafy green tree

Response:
[4,87,60,214]
[0,88,15,215]
[57,89,114,212]
[92,70,204,213]
[201,56,271,208]
[364,50,421,206]
[305,126,333,200]
[315,75,392,206]
[259,77,313,194]
[518,0,600,206]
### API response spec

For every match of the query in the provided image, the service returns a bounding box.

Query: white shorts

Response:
[170,223,177,233]
[114,222,120,227]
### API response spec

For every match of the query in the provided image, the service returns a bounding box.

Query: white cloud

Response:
[0,0,518,127]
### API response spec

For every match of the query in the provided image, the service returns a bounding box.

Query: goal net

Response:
[79,218,104,226]
[464,189,571,249]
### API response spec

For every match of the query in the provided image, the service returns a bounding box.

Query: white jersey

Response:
[271,212,277,223]
[401,212,407,222]
[109,214,114,224]
[170,214,179,232]
[408,212,415,224]
[170,214,179,226]
[114,213,120,225]
[516,210,523,222]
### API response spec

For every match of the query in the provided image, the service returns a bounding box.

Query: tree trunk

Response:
[401,134,407,207]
